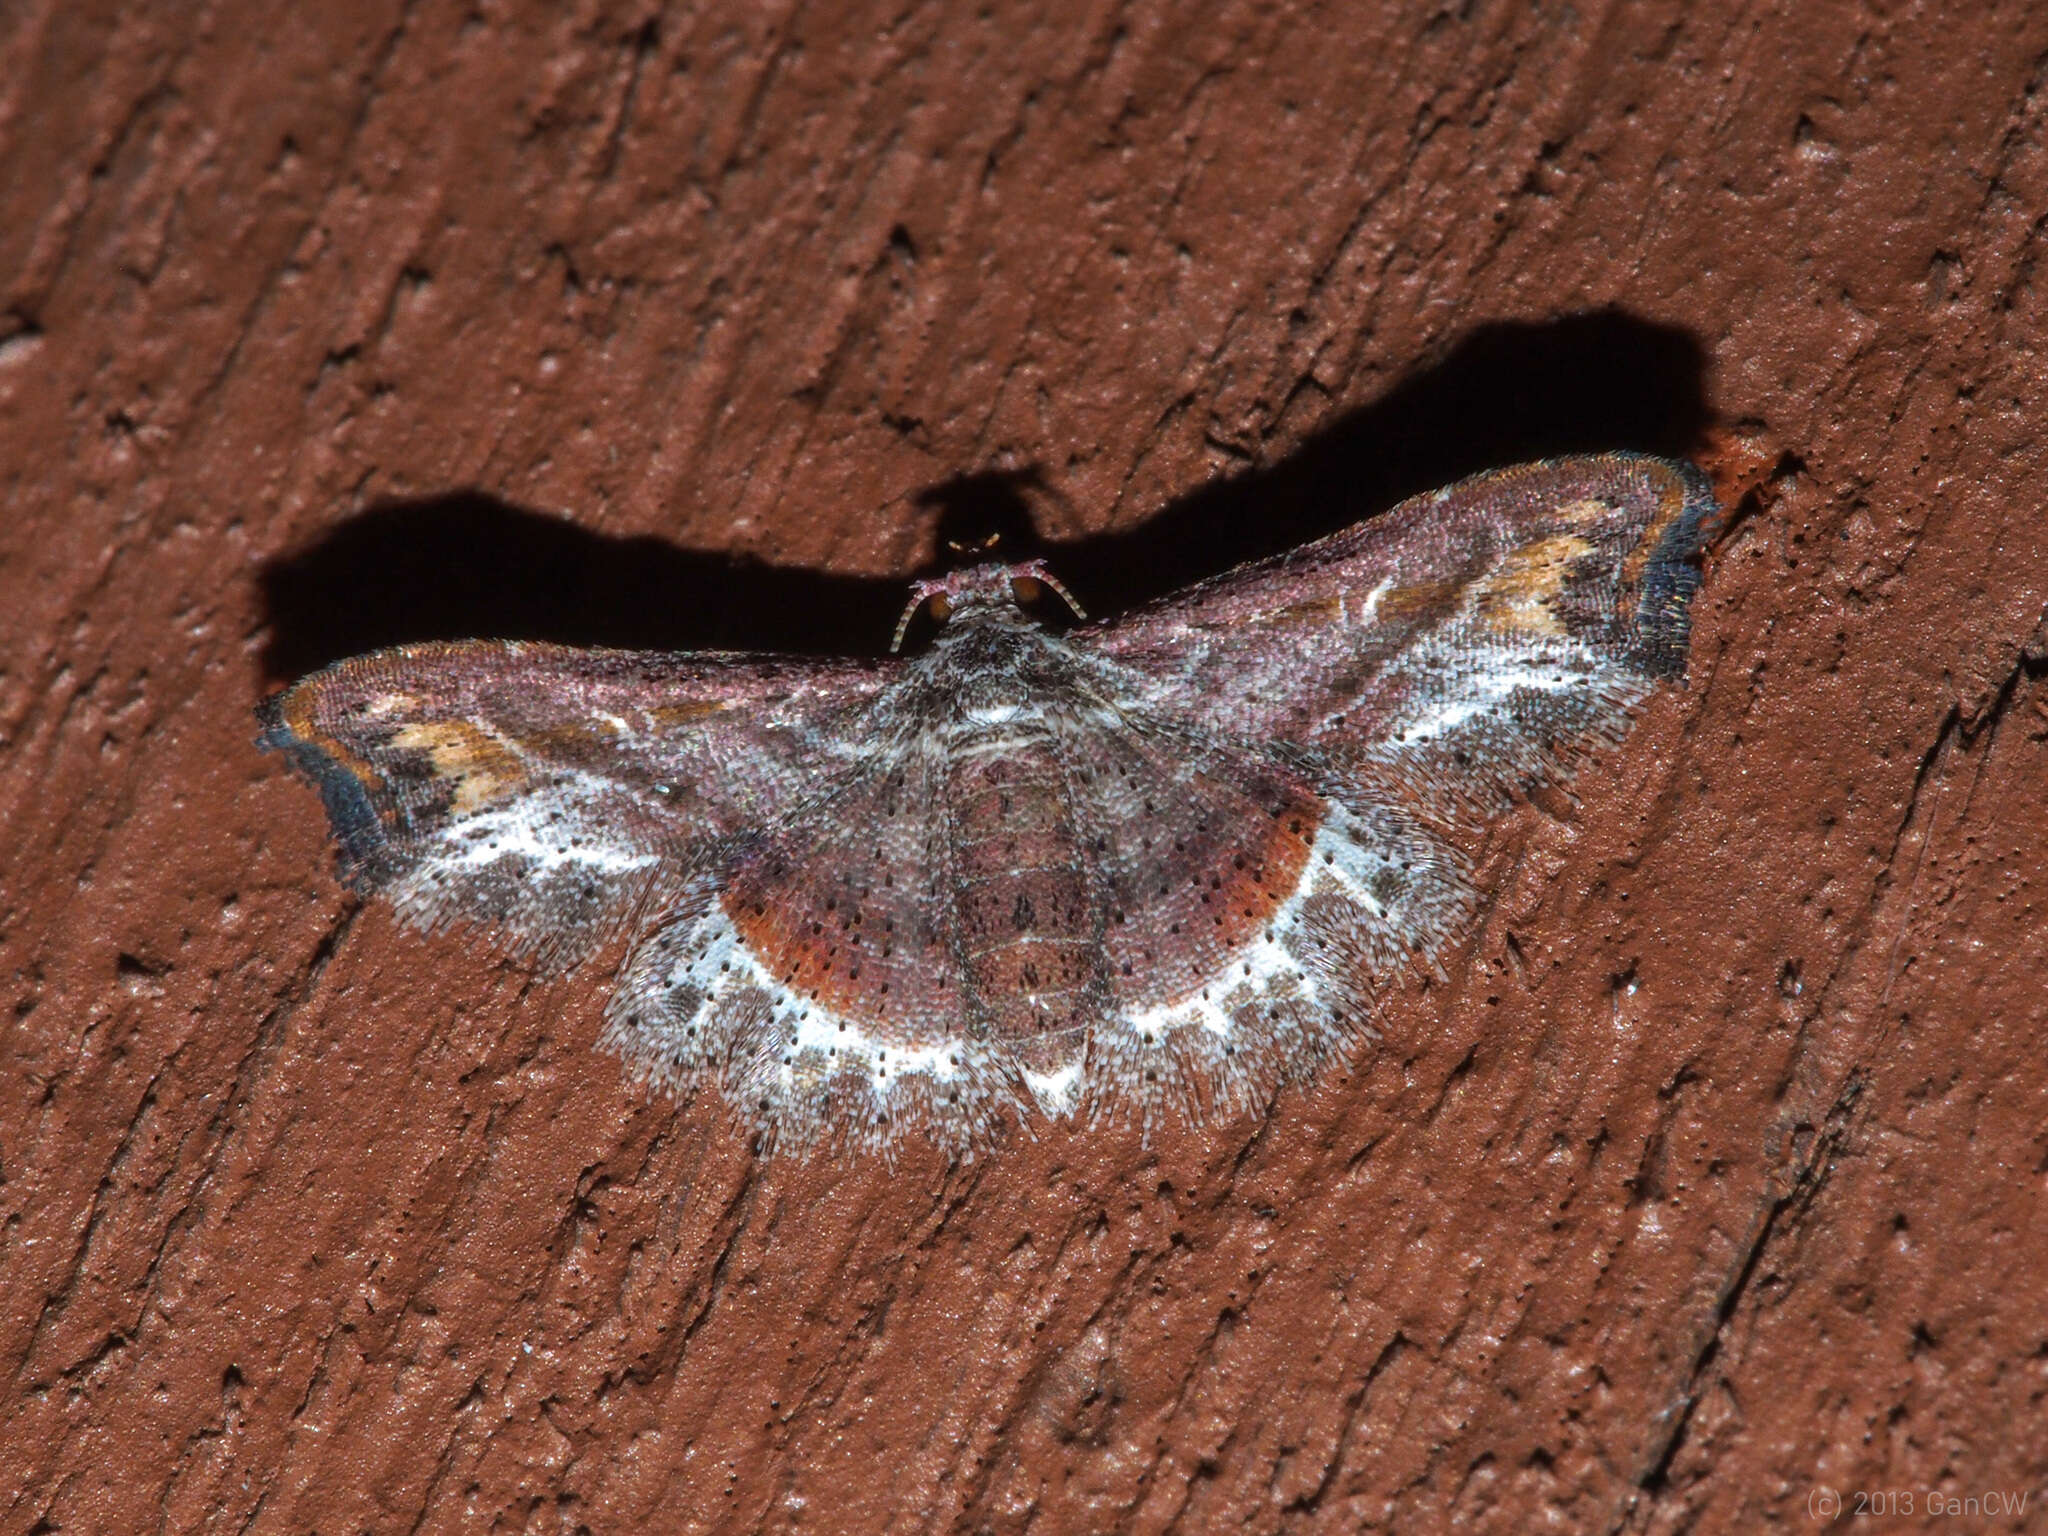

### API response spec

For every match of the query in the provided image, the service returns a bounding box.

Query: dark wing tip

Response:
[1623,455,1718,680]
[255,691,393,887]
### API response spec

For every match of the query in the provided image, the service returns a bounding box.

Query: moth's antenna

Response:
[889,594,925,655]
[891,579,949,654]
[1012,560,1087,623]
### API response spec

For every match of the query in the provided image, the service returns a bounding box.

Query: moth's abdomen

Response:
[947,742,1102,1072]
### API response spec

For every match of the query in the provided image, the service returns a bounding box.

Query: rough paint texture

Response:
[1,2,2044,1532]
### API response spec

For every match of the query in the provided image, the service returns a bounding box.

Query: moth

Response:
[261,454,1713,1151]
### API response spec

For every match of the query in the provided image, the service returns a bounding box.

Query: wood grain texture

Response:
[3,1,2046,1531]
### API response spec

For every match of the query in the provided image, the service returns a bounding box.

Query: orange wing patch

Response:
[390,719,530,813]
[1376,579,1467,624]
[1207,788,1324,950]
[1470,532,1595,636]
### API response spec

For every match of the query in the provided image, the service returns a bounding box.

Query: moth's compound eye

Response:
[1010,574,1044,604]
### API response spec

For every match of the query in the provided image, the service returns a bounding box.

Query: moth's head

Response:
[891,558,1085,652]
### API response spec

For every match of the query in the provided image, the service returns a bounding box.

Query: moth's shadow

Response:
[259,502,901,679]
[258,310,1705,676]
[1055,308,1709,611]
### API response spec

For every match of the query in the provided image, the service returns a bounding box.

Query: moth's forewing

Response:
[260,641,890,959]
[1091,453,1715,814]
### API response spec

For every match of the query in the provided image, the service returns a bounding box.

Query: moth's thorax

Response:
[910,614,1080,728]
[929,599,1047,650]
